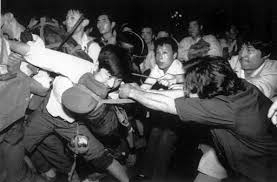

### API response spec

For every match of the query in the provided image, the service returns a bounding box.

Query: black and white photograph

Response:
[0,0,276,181]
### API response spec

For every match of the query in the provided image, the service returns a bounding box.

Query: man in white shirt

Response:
[178,17,222,62]
[64,9,101,69]
[137,37,184,180]
[65,10,101,65]
[139,25,156,73]
[229,40,277,100]
[141,37,184,90]
[8,41,130,182]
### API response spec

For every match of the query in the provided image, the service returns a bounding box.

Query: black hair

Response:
[154,37,178,54]
[98,45,130,82]
[187,16,204,27]
[140,25,155,35]
[243,40,272,58]
[182,56,245,99]
[97,11,115,23]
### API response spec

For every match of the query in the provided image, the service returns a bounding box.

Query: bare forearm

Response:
[129,89,177,114]
[8,40,31,55]
[146,89,184,99]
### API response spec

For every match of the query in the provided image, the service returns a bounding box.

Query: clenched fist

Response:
[119,83,137,99]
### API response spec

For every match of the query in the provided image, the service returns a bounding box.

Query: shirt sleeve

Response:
[140,66,159,90]
[246,60,277,99]
[87,42,101,70]
[175,97,235,128]
[24,43,95,83]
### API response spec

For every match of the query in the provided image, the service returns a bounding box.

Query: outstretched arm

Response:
[8,40,96,83]
[119,84,180,114]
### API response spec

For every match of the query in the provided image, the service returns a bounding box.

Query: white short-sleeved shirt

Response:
[23,42,97,122]
[229,55,277,99]
[141,59,185,90]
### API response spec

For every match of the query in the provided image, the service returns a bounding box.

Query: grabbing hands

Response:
[157,74,177,87]
[119,83,140,99]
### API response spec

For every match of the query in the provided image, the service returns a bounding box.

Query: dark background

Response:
[2,0,277,55]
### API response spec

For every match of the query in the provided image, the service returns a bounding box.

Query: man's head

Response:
[141,26,154,45]
[96,12,115,35]
[154,37,178,71]
[188,18,203,38]
[238,40,271,74]
[96,45,130,88]
[183,56,244,99]
[64,9,89,33]
[156,31,169,39]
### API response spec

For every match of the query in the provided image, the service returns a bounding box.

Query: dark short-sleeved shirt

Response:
[175,80,277,182]
[0,75,30,132]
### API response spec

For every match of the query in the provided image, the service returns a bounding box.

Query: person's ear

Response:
[82,19,89,27]
[111,22,116,29]
[200,25,203,31]
[173,52,177,59]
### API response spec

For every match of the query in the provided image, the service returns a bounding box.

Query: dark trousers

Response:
[140,127,177,180]
[24,110,113,170]
[0,119,46,182]
[31,134,73,174]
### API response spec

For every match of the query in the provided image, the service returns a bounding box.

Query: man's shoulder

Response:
[260,59,277,72]
[203,34,217,41]
[179,36,193,44]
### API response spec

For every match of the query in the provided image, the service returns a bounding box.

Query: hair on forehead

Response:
[154,37,178,54]
[97,10,115,22]
[98,45,130,82]
[67,9,84,17]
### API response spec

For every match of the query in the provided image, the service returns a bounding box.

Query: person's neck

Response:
[192,35,201,41]
[147,41,153,50]
[244,70,253,78]
[72,31,85,45]
[103,32,113,42]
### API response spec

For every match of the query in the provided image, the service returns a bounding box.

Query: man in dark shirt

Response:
[119,56,277,182]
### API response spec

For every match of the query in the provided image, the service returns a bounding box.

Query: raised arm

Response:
[8,40,96,83]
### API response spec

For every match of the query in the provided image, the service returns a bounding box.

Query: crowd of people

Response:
[0,7,277,182]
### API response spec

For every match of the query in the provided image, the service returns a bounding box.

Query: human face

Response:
[65,10,83,32]
[95,68,122,89]
[239,44,264,73]
[156,31,169,39]
[141,27,153,44]
[97,15,113,35]
[188,21,201,38]
[155,44,176,71]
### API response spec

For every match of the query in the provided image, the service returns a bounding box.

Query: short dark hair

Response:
[188,16,204,27]
[182,56,245,99]
[97,11,115,23]
[98,45,130,81]
[154,37,178,54]
[244,40,271,58]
